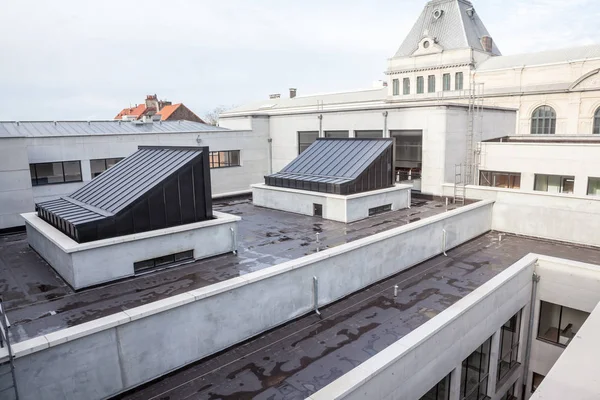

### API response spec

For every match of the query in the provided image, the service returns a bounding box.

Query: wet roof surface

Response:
[115,232,600,400]
[1,196,451,343]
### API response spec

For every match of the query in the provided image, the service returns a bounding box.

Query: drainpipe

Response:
[383,111,389,138]
[523,271,541,398]
[267,138,273,174]
[318,114,323,137]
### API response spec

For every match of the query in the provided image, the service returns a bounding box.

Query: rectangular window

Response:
[588,177,600,196]
[455,72,464,90]
[313,203,323,217]
[209,150,241,169]
[498,311,522,383]
[417,76,425,94]
[534,174,575,194]
[500,383,517,400]
[368,204,392,216]
[90,158,124,178]
[428,75,436,93]
[538,301,589,347]
[393,79,400,96]
[134,250,193,274]
[403,78,410,95]
[443,73,451,91]
[420,373,451,400]
[532,372,545,393]
[479,170,521,189]
[355,130,383,138]
[30,161,82,186]
[298,131,319,154]
[460,336,492,400]
[324,131,349,138]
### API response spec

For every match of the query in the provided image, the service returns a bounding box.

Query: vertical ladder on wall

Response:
[454,164,466,205]
[0,301,18,400]
[463,77,485,187]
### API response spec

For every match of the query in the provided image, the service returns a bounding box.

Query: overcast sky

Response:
[0,0,598,121]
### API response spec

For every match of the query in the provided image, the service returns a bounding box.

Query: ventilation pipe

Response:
[318,114,323,137]
[523,272,541,396]
[313,276,321,318]
[383,111,389,138]
[267,138,273,174]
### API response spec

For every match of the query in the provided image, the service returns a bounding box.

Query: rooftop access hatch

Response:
[36,146,213,243]
[265,138,394,195]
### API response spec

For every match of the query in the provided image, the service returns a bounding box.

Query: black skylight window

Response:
[36,146,213,243]
[265,138,394,195]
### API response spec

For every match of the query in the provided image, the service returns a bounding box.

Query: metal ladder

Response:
[0,301,18,400]
[454,164,466,205]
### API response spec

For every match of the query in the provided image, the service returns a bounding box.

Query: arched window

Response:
[594,107,600,134]
[531,106,556,134]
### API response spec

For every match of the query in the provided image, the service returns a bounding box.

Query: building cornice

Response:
[386,63,473,75]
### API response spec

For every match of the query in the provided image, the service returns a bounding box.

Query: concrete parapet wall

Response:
[442,184,600,247]
[7,200,493,400]
[23,211,240,290]
[309,254,536,400]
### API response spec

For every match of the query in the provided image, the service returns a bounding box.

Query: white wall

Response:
[480,141,600,196]
[0,138,35,229]
[4,201,493,400]
[441,185,600,247]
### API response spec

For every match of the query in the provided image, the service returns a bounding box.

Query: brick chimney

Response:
[289,88,297,99]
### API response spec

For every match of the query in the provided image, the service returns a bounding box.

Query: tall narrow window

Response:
[594,107,600,134]
[498,311,522,383]
[461,336,492,400]
[393,79,400,96]
[455,72,464,90]
[443,73,451,91]
[588,177,600,196]
[531,105,556,134]
[428,75,436,93]
[417,76,424,94]
[403,78,410,95]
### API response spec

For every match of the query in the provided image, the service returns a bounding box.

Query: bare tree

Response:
[203,105,230,126]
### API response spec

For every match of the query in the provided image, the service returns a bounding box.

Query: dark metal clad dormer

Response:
[36,146,213,243]
[265,138,394,195]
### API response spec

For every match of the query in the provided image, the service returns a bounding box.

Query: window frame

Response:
[90,157,124,178]
[534,174,574,194]
[455,72,464,90]
[537,300,589,347]
[443,73,451,91]
[392,78,400,96]
[420,373,451,400]
[428,75,436,93]
[497,311,522,383]
[417,76,425,94]
[594,107,600,135]
[588,177,600,196]
[403,78,411,95]
[479,170,521,189]
[460,336,492,400]
[531,105,557,135]
[208,150,241,169]
[30,160,83,187]
[298,131,319,154]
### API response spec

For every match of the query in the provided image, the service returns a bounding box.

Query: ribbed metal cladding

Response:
[265,138,394,195]
[35,146,213,243]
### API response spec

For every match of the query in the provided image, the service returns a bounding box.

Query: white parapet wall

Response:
[2,200,493,400]
[22,211,240,290]
[251,183,412,223]
[441,184,600,247]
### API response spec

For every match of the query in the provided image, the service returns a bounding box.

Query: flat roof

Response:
[484,135,600,144]
[115,232,600,400]
[2,196,452,343]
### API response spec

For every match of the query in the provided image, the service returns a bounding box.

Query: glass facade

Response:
[420,373,451,400]
[90,158,124,178]
[298,131,318,154]
[209,150,241,168]
[461,336,492,400]
[531,106,556,134]
[534,174,574,194]
[479,171,521,189]
[538,301,589,347]
[30,161,82,186]
[498,311,521,383]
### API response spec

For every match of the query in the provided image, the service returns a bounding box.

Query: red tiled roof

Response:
[158,104,181,120]
[114,104,147,120]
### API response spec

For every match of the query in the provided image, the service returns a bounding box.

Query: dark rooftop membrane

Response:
[116,233,600,400]
[1,196,451,343]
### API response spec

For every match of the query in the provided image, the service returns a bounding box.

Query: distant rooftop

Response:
[485,135,600,144]
[0,120,228,138]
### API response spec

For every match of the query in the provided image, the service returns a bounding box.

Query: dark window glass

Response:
[355,130,383,138]
[455,72,464,90]
[479,171,521,189]
[534,174,574,194]
[133,250,194,274]
[538,301,589,347]
[324,131,349,139]
[443,73,451,91]
[594,107,600,134]
[498,311,522,383]
[393,79,400,96]
[460,336,492,400]
[532,372,545,393]
[588,177,600,196]
[30,161,82,186]
[420,373,451,400]
[499,383,517,400]
[417,76,425,94]
[298,131,318,154]
[91,158,124,178]
[531,106,556,134]
[368,204,392,216]
[403,78,411,95]
[208,150,241,168]
[428,75,436,93]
